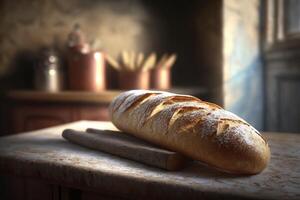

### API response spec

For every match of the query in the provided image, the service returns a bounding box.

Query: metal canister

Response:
[34,48,64,92]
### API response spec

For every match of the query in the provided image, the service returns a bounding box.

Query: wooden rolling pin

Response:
[62,129,187,170]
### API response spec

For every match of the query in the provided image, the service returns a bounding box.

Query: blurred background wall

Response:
[0,0,280,132]
[0,0,158,89]
[0,0,222,90]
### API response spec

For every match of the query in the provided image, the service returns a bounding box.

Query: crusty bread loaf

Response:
[109,90,270,174]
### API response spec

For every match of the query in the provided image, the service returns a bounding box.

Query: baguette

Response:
[109,90,270,174]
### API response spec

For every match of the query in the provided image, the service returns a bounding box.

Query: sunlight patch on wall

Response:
[223,0,263,129]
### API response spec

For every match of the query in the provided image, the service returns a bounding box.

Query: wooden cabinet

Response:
[9,102,111,133]
[1,176,120,200]
[265,51,300,132]
[264,0,300,132]
[3,89,206,135]
[5,91,120,134]
[11,104,74,133]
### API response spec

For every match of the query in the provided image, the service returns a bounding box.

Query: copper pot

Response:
[68,51,106,91]
[151,67,171,90]
[118,70,150,90]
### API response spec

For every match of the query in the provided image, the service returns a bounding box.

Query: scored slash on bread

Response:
[109,90,270,174]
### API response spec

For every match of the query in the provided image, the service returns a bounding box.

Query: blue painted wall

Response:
[223,0,263,130]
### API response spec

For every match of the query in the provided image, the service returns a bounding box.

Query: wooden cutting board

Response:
[62,128,187,170]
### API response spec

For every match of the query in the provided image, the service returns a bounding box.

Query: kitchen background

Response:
[0,0,299,134]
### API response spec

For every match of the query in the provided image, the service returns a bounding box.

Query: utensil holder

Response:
[151,67,171,90]
[118,70,150,90]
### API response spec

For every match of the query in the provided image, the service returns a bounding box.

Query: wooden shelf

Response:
[6,87,208,104]
[7,90,122,104]
[4,88,208,134]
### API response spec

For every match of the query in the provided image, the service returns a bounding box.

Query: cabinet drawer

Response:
[76,104,109,121]
[11,104,73,133]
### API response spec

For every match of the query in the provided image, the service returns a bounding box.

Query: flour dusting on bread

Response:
[110,90,270,174]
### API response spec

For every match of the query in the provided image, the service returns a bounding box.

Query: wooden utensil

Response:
[162,54,177,69]
[121,51,130,71]
[105,54,120,71]
[137,52,144,69]
[62,129,187,170]
[141,53,157,71]
[130,51,136,70]
[156,54,168,69]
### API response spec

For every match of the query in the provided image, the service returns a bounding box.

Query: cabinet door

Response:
[11,104,73,133]
[0,176,59,200]
[75,104,110,121]
[264,0,300,132]
[266,55,300,132]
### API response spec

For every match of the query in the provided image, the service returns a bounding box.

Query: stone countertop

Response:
[0,121,299,200]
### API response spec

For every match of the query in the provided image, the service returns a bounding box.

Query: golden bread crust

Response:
[109,90,270,174]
